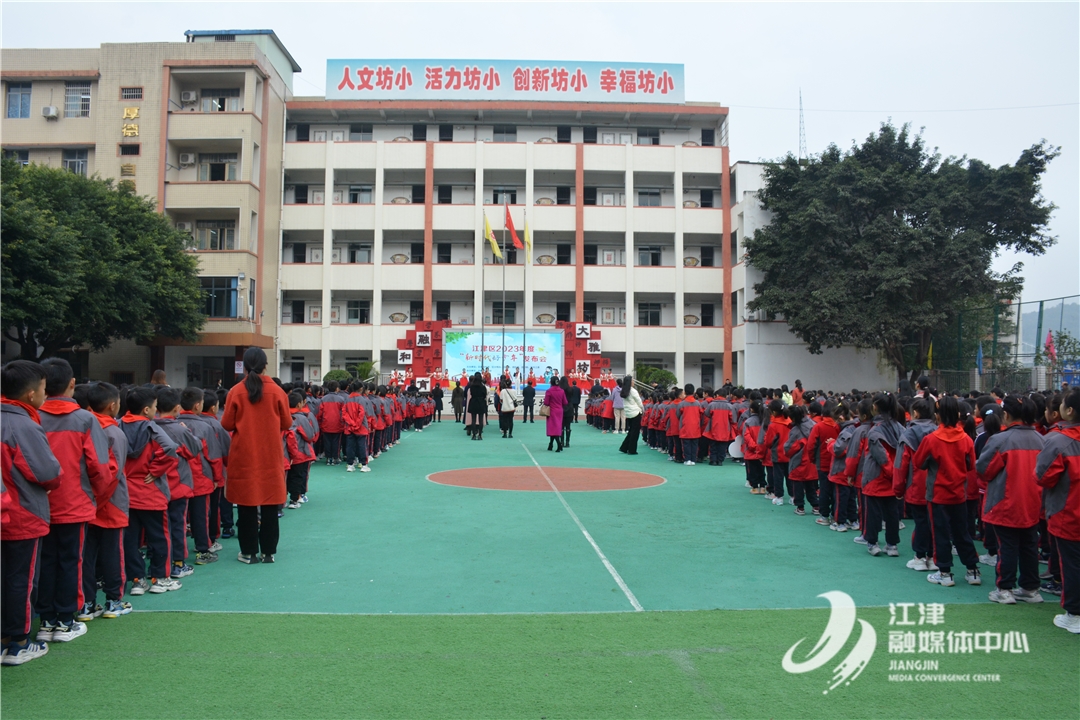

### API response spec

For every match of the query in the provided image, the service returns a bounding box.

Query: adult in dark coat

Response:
[450,382,465,422]
[465,374,488,440]
[568,383,583,423]
[431,384,444,422]
[521,381,536,423]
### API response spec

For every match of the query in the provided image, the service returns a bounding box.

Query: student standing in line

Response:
[827,402,859,531]
[915,396,983,588]
[895,398,938,571]
[343,381,370,473]
[200,391,232,541]
[178,388,222,567]
[742,398,767,494]
[857,394,906,557]
[35,358,111,644]
[763,399,792,505]
[676,384,703,467]
[316,380,345,465]
[1,361,62,665]
[154,388,202,581]
[784,404,819,516]
[806,400,841,525]
[222,348,292,565]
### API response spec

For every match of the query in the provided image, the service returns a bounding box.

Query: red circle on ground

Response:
[428,467,666,492]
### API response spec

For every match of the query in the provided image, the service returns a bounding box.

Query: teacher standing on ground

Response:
[618,375,644,455]
[221,347,292,565]
[543,378,567,452]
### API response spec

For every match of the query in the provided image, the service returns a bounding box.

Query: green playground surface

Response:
[2,419,1077,719]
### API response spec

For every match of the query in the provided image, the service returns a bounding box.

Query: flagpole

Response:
[522,208,527,389]
[480,213,485,381]
[501,200,507,384]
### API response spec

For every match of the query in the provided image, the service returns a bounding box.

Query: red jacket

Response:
[119,414,177,511]
[221,376,292,507]
[1036,423,1080,541]
[286,409,318,465]
[806,417,840,474]
[343,393,369,435]
[676,399,703,439]
[664,401,680,437]
[90,412,129,529]
[915,425,976,505]
[976,424,1044,529]
[316,392,346,434]
[38,397,111,524]
[741,415,765,461]
[154,416,202,500]
[785,418,818,481]
[764,416,792,464]
[178,412,218,496]
[1,401,63,540]
[703,399,737,442]
[894,420,935,505]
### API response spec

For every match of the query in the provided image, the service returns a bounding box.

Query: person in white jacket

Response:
[618,375,645,455]
[498,378,521,439]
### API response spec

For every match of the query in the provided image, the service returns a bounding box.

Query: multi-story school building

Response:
[2,31,893,391]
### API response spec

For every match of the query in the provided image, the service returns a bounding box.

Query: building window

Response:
[4,149,29,165]
[348,185,372,204]
[410,184,425,204]
[492,188,517,205]
[556,302,571,322]
[436,300,451,321]
[290,243,307,263]
[214,34,236,42]
[557,126,572,143]
[6,82,31,118]
[120,87,143,100]
[119,144,140,156]
[700,246,715,267]
[201,88,240,113]
[409,300,424,323]
[62,149,88,176]
[439,124,454,142]
[505,247,517,265]
[701,303,715,327]
[492,301,516,324]
[348,244,372,263]
[583,187,597,206]
[556,186,571,205]
[638,246,662,267]
[248,279,256,320]
[437,243,452,264]
[202,276,238,318]
[583,244,598,265]
[583,127,597,144]
[437,185,453,204]
[347,300,370,325]
[410,242,425,264]
[413,124,427,141]
[700,189,714,208]
[292,185,308,203]
[294,124,310,142]
[64,82,91,118]
[638,303,662,326]
[701,128,715,147]
[350,124,372,141]
[199,153,238,182]
[583,302,597,324]
[556,244,572,266]
[492,125,516,142]
[637,128,660,146]
[195,220,236,250]
[637,189,661,207]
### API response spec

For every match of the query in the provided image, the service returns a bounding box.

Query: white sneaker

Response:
[50,621,87,643]
[885,544,899,557]
[286,501,301,509]
[988,589,1016,604]
[965,569,982,586]
[854,535,868,545]
[0,639,48,665]
[979,553,997,567]
[772,497,783,506]
[359,465,371,473]
[898,520,906,529]
[830,522,848,533]
[684,461,695,466]
[150,577,182,593]
[906,556,927,570]
[867,543,882,556]
[928,571,955,587]
[1011,587,1044,603]
[1053,612,1080,634]
[347,463,356,473]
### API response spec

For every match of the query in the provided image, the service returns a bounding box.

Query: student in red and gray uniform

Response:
[298,394,320,499]
[35,358,111,643]
[894,398,938,571]
[675,384,704,467]
[858,394,906,557]
[703,390,737,466]
[1,361,63,665]
[915,395,982,588]
[976,395,1045,604]
[742,398,767,493]
[763,400,793,504]
[285,391,318,508]
[152,387,201,581]
[120,387,179,594]
[316,380,345,465]
[342,381,370,473]
[784,405,819,516]
[179,387,222,566]
[1035,388,1080,634]
[806,400,841,525]
[81,382,132,621]
[827,403,860,531]
[664,389,684,464]
[200,391,231,540]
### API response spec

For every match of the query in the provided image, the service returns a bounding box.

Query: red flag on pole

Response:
[505,205,524,249]
[1046,330,1057,364]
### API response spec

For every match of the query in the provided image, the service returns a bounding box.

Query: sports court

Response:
[1,421,1076,718]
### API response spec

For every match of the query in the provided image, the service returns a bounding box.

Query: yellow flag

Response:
[524,218,532,265]
[926,342,933,370]
[484,212,502,261]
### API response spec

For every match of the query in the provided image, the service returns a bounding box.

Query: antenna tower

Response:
[798,89,807,164]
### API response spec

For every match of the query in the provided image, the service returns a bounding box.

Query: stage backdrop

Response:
[443,330,564,386]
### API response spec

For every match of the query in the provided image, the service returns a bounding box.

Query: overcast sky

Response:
[5,1,1077,299]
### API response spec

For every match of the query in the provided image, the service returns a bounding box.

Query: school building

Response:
[2,30,893,391]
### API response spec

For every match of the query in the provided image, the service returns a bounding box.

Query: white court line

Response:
[519,442,644,612]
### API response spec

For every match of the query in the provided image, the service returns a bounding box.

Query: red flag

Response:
[1046,331,1057,364]
[504,205,524,250]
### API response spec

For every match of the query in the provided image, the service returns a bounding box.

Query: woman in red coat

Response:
[222,348,292,564]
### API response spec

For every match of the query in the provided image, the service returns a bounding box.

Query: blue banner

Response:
[326,59,684,104]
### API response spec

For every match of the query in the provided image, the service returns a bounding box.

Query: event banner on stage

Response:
[443,331,564,381]
[326,60,685,103]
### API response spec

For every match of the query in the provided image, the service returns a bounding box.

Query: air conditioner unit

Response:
[180,91,198,103]
[178,153,196,165]
[41,106,59,119]
[175,222,193,232]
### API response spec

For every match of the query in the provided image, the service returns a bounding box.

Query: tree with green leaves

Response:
[2,159,205,360]
[744,122,1057,383]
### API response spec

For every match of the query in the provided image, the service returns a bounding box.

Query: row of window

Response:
[5,81,131,119]
[278,300,715,327]
[289,184,713,208]
[201,276,255,319]
[293,124,716,146]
